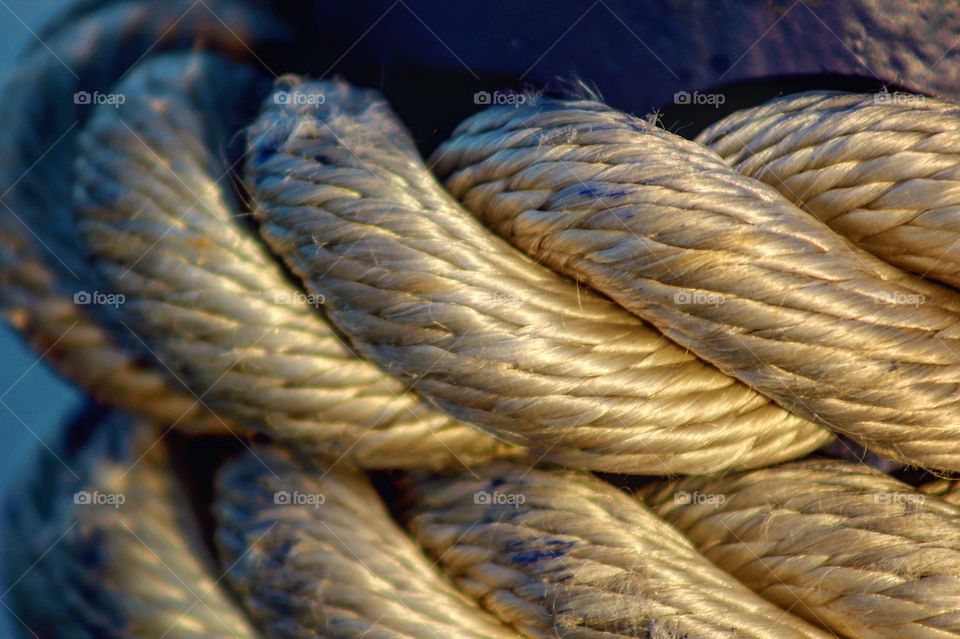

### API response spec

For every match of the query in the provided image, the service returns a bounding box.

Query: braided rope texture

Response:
[74,51,513,468]
[698,91,960,288]
[214,444,520,638]
[0,0,287,432]
[3,409,260,638]
[433,98,960,471]
[404,461,829,638]
[642,460,960,638]
[8,1,960,637]
[244,78,831,474]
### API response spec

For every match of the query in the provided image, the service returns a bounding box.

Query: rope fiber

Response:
[7,1,960,638]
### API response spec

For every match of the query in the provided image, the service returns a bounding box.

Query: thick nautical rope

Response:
[0,0,285,432]
[433,99,960,471]
[12,0,960,474]
[214,444,520,638]
[74,52,515,469]
[3,409,261,639]
[10,1,960,638]
[698,91,960,288]
[243,78,829,474]
[641,461,960,638]
[403,461,828,638]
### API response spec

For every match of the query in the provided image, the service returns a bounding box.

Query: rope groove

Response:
[432,98,960,471]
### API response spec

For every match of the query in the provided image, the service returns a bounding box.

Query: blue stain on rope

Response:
[512,549,566,564]
[510,537,577,565]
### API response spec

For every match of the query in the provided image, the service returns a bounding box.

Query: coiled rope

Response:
[8,1,960,637]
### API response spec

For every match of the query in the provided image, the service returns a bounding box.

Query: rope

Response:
[698,91,960,288]
[920,477,960,504]
[8,1,960,637]
[3,408,261,638]
[73,51,514,469]
[214,444,520,638]
[432,98,960,472]
[404,461,829,638]
[244,78,830,475]
[0,0,285,433]
[641,460,960,638]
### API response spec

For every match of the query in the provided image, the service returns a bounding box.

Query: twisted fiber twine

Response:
[73,51,513,469]
[433,98,960,471]
[403,461,828,638]
[0,0,285,432]
[3,409,261,639]
[698,91,960,288]
[214,444,520,638]
[641,460,960,638]
[243,79,830,475]
[8,1,960,637]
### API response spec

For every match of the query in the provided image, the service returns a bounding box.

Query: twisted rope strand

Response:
[641,460,960,638]
[73,51,513,469]
[0,0,289,433]
[697,91,960,287]
[214,444,521,638]
[243,78,831,475]
[433,98,960,471]
[404,462,830,638]
[3,410,261,638]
